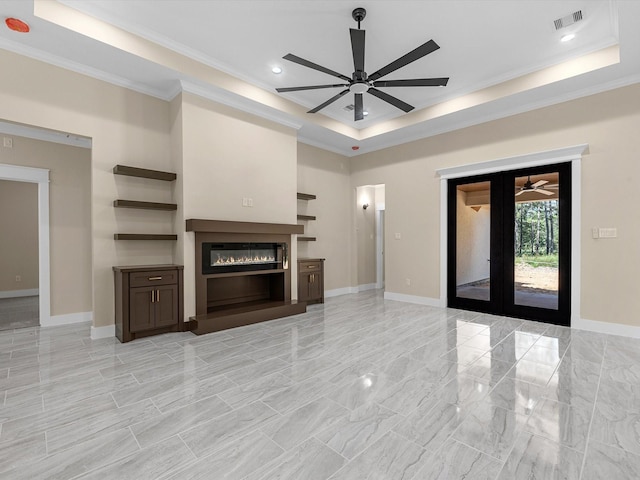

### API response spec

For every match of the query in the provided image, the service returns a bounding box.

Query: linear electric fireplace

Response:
[186,219,305,335]
[202,242,287,274]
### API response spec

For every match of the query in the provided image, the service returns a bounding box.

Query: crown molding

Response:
[0,37,175,101]
[179,80,304,131]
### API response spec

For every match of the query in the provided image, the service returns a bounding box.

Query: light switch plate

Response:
[599,227,617,238]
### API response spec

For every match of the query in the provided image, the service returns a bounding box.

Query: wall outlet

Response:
[247,198,253,207]
[599,227,617,238]
[242,197,249,207]
[405,278,411,286]
[3,137,12,148]
[395,233,401,240]
[592,228,599,239]
[15,275,21,282]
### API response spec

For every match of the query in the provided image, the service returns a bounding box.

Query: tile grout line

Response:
[578,337,607,480]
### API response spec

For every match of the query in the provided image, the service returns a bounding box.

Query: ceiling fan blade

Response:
[532,179,549,188]
[350,28,366,73]
[515,190,526,197]
[283,53,351,82]
[535,189,555,196]
[373,78,449,87]
[543,184,559,189]
[369,39,440,81]
[307,89,350,113]
[354,93,364,121]
[367,88,414,113]
[276,84,348,93]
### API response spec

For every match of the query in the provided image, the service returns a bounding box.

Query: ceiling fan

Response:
[515,176,558,196]
[275,7,449,121]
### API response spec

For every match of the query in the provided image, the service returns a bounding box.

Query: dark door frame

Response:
[447,162,572,326]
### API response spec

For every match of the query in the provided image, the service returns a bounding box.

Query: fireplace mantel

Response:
[186,219,303,235]
[186,218,306,335]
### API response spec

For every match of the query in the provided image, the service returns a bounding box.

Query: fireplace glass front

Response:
[202,242,283,274]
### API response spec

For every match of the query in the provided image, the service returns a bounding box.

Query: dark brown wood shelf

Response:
[114,200,177,211]
[297,192,316,201]
[186,219,303,235]
[113,165,177,181]
[188,300,306,335]
[114,234,178,241]
[298,236,317,242]
[297,214,316,221]
[201,269,286,280]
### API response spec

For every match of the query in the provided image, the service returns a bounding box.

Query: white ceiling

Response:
[1,1,639,156]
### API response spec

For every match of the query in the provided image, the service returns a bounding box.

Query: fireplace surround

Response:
[186,219,305,335]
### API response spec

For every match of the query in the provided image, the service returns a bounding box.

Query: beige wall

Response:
[351,83,640,327]
[0,180,38,292]
[180,93,298,316]
[297,144,352,291]
[0,137,92,315]
[0,49,173,327]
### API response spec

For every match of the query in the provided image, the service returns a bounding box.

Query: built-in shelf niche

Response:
[297,192,316,242]
[113,164,178,241]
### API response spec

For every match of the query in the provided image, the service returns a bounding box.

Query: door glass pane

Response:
[514,173,559,309]
[456,181,491,301]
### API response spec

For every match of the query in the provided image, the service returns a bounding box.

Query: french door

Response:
[447,163,571,326]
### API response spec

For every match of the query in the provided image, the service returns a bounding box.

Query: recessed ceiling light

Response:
[271,66,282,74]
[561,33,575,42]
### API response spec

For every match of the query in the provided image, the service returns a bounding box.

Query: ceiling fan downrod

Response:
[352,7,366,30]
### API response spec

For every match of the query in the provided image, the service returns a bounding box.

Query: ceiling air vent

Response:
[343,104,355,111]
[554,10,583,30]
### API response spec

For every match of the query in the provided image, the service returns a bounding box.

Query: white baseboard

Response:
[91,324,116,340]
[573,317,640,339]
[384,291,443,307]
[358,283,378,292]
[41,311,92,327]
[325,286,357,298]
[0,289,39,299]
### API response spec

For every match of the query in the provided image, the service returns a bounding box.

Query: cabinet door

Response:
[155,284,179,328]
[130,287,155,332]
[298,273,312,303]
[309,273,323,301]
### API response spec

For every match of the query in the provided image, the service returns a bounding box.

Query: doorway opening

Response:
[0,180,39,330]
[0,163,50,328]
[356,184,385,291]
[447,163,572,325]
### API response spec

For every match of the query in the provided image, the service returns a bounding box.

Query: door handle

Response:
[151,290,155,303]
[156,289,160,302]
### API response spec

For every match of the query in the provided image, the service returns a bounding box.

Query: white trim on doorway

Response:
[0,163,51,326]
[436,144,588,326]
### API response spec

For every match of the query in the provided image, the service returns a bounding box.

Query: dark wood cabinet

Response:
[298,258,324,305]
[113,265,184,342]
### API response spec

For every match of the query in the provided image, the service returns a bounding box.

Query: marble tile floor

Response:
[1,290,639,479]
[0,296,39,332]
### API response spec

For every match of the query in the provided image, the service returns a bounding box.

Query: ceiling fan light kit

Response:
[275,7,449,122]
[515,176,557,196]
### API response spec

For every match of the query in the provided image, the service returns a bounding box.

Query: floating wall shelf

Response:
[297,192,316,201]
[114,234,178,241]
[297,214,316,221]
[114,200,177,211]
[113,164,176,181]
[298,236,317,242]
